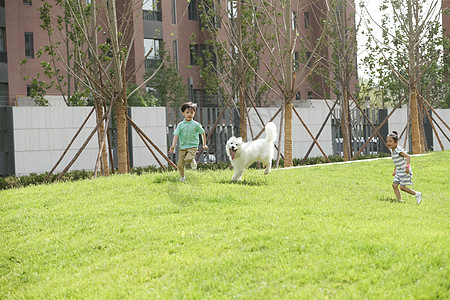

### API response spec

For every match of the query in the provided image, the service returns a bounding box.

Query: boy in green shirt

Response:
[169,102,208,182]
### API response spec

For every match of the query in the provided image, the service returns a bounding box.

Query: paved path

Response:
[272,154,429,171]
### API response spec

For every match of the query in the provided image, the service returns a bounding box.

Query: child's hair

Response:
[387,131,399,142]
[181,102,197,112]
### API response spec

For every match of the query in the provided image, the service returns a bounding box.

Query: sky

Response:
[355,1,389,80]
[355,0,441,80]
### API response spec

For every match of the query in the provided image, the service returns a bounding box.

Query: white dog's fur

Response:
[226,122,277,181]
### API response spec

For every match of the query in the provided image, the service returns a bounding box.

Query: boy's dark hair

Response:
[387,131,399,142]
[181,102,197,112]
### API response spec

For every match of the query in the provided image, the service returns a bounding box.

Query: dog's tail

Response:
[265,122,277,144]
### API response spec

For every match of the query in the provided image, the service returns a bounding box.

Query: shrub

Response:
[0,177,6,190]
[0,153,391,190]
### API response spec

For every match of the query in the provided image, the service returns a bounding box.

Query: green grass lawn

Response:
[1,151,449,299]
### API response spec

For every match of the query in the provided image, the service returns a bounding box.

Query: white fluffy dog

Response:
[226,122,277,181]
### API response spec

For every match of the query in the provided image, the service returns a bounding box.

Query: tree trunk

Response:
[239,86,247,142]
[410,90,424,154]
[92,0,110,175]
[237,0,247,142]
[284,99,293,167]
[341,89,351,160]
[96,101,110,176]
[115,98,128,174]
[283,0,293,168]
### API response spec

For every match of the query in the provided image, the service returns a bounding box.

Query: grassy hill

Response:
[1,151,449,299]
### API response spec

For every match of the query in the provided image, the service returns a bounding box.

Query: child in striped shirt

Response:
[386,131,422,204]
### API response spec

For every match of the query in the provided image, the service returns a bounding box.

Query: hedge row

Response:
[0,153,390,190]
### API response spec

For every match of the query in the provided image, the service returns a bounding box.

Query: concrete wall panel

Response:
[9,106,449,176]
[433,109,450,151]
[130,107,167,168]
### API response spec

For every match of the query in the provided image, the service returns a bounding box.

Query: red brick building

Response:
[0,0,357,107]
[444,0,450,84]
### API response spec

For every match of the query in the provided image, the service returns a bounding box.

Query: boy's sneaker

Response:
[415,192,422,205]
[191,159,197,170]
[179,177,185,182]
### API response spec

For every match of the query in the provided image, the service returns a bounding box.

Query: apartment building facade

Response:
[444,0,449,87]
[0,0,357,107]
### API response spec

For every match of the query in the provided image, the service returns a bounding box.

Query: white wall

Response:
[10,106,449,176]
[16,96,68,107]
[388,108,410,152]
[388,108,450,152]
[12,107,168,176]
[130,107,167,168]
[432,109,450,151]
[247,107,333,158]
[13,107,99,176]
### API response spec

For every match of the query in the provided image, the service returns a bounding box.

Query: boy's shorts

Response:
[178,147,197,164]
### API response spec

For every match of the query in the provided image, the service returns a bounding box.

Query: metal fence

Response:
[167,106,240,164]
[0,107,14,176]
[332,108,390,156]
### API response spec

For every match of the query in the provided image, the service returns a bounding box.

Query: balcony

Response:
[145,58,162,70]
[143,10,162,22]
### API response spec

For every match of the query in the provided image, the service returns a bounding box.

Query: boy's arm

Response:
[169,135,179,154]
[201,132,208,149]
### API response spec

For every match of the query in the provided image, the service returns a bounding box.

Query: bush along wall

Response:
[0,153,390,190]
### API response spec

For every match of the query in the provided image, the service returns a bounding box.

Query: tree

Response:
[145,43,188,107]
[313,0,359,161]
[34,0,155,174]
[196,0,271,142]
[363,0,446,153]
[248,0,328,167]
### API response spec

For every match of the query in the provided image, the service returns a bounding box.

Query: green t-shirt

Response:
[173,120,205,149]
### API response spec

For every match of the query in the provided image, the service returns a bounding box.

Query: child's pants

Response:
[177,147,197,177]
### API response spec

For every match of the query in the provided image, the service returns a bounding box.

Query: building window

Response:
[293,51,299,70]
[0,83,8,106]
[306,51,312,68]
[190,44,203,66]
[307,91,313,99]
[304,11,310,28]
[143,0,161,11]
[171,0,177,25]
[0,28,6,63]
[144,38,161,59]
[144,38,162,69]
[292,11,297,30]
[190,45,196,65]
[188,0,198,21]
[23,0,32,5]
[27,84,32,96]
[0,0,5,8]
[172,40,179,70]
[190,44,215,67]
[105,38,113,58]
[143,0,162,21]
[206,0,221,29]
[296,92,301,100]
[25,32,34,58]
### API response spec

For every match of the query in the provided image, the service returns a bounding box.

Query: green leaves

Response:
[144,43,188,107]
[362,0,448,108]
